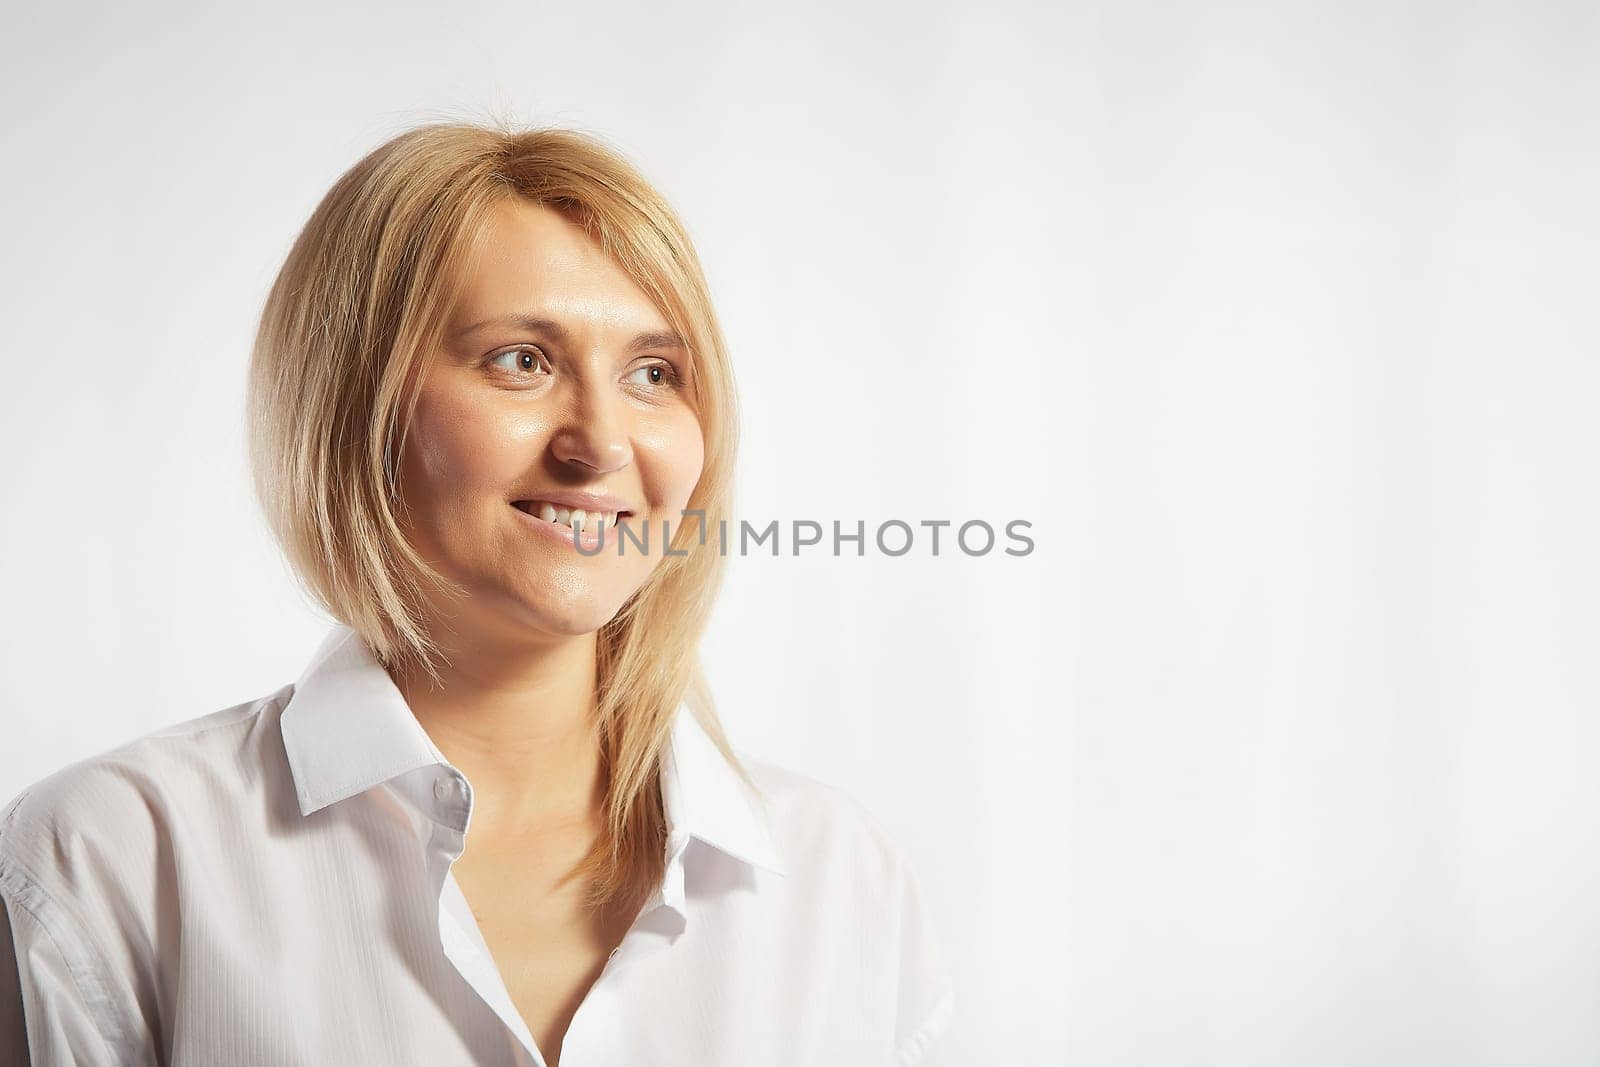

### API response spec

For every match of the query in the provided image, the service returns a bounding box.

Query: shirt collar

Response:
[279,623,785,877]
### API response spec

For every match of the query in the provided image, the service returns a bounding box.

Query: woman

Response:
[0,123,954,1066]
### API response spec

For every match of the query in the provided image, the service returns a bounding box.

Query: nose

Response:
[549,380,633,474]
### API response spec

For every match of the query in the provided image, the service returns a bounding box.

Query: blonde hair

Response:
[248,122,750,914]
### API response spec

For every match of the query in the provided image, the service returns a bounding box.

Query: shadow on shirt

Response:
[1,897,28,1064]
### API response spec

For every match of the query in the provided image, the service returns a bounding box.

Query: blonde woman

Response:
[0,125,954,1066]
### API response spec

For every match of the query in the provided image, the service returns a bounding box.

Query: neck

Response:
[388,623,605,837]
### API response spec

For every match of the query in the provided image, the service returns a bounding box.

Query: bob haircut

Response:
[247,122,750,914]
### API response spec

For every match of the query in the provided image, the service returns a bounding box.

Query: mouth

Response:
[511,499,634,538]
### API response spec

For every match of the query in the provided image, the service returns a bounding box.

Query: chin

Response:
[533,613,613,638]
[516,593,626,638]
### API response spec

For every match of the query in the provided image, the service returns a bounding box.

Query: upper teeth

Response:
[526,501,622,533]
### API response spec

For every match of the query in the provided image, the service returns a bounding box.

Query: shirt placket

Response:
[421,767,547,1067]
[557,829,692,1062]
[400,767,694,1067]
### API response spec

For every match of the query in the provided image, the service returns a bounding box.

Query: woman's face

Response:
[394,197,705,642]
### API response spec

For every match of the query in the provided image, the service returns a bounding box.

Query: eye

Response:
[625,360,684,390]
[487,346,549,379]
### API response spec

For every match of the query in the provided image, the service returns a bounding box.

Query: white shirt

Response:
[0,623,955,1066]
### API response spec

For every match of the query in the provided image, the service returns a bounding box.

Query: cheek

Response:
[403,387,528,505]
[637,410,706,510]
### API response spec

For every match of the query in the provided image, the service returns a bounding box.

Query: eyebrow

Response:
[451,313,687,353]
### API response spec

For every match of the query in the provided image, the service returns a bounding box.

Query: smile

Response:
[511,500,632,550]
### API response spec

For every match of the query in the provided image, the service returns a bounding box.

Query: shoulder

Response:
[0,695,289,1063]
[740,754,916,896]
[737,755,957,1061]
[0,685,293,892]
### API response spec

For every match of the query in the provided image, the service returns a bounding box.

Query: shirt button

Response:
[433,775,466,803]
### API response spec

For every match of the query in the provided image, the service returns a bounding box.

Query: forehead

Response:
[447,197,667,334]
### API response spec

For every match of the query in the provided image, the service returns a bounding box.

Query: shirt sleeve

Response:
[0,777,162,1067]
[1,871,125,1066]
[890,853,956,1066]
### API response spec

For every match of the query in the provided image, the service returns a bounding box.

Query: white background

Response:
[3,2,1598,1064]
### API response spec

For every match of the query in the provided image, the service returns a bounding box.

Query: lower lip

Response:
[510,503,626,553]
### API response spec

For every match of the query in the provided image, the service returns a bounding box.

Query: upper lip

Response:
[512,490,636,515]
